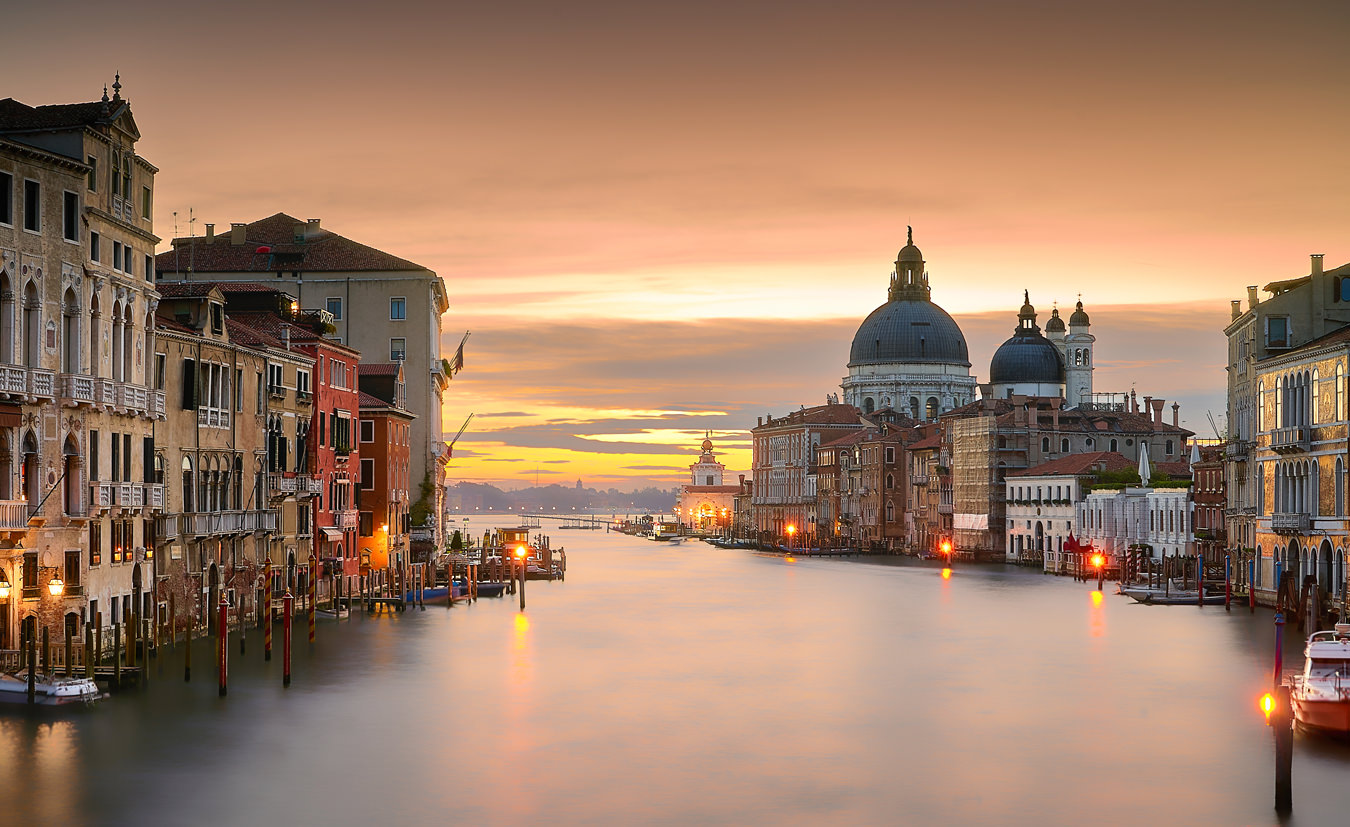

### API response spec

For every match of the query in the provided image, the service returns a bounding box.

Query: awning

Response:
[321,527,345,541]
[0,404,20,428]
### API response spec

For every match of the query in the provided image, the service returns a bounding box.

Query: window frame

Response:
[62,190,80,242]
[326,297,343,320]
[22,178,41,233]
[0,171,11,226]
[390,296,406,321]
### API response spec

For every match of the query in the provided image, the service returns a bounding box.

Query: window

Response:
[90,231,101,262]
[124,245,134,275]
[155,354,166,390]
[360,419,374,443]
[141,186,151,218]
[23,179,40,231]
[90,523,102,566]
[87,156,97,191]
[111,434,121,483]
[145,254,154,282]
[0,171,11,225]
[319,411,326,447]
[885,447,895,464]
[63,191,79,241]
[297,370,311,399]
[326,297,342,320]
[268,363,284,395]
[390,338,405,361]
[360,458,375,489]
[89,431,99,481]
[210,304,224,334]
[1110,439,1118,452]
[1061,438,1070,453]
[330,359,348,389]
[359,511,374,536]
[390,297,406,320]
[1267,316,1290,349]
[112,241,123,272]
[65,550,81,590]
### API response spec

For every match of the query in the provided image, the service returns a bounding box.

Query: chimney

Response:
[1312,254,1324,275]
[757,416,763,427]
[1230,299,1242,321]
[205,223,215,243]
[230,223,246,245]
[739,474,745,485]
[1247,286,1259,310]
[308,218,321,232]
[1130,388,1137,413]
[1143,396,1152,419]
[1152,398,1165,424]
[282,326,291,351]
[1172,402,1180,428]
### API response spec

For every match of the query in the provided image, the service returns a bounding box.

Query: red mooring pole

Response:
[283,589,294,688]
[308,559,316,645]
[218,596,228,697]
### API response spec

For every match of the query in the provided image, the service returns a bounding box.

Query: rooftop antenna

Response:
[172,211,180,277]
[188,207,196,275]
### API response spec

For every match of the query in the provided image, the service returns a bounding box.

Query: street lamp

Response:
[1091,551,1105,591]
[0,568,10,600]
[47,575,64,597]
[786,524,797,551]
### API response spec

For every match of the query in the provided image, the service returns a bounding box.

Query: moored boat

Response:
[0,672,105,707]
[1289,624,1350,734]
[1118,586,1224,605]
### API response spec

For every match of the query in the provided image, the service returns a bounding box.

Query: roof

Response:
[755,403,865,431]
[907,433,942,451]
[224,317,285,350]
[821,430,874,449]
[0,97,125,131]
[1011,451,1135,478]
[155,283,223,298]
[680,485,742,494]
[359,363,402,377]
[849,297,971,368]
[155,212,430,274]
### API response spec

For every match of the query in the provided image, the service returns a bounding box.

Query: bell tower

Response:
[1065,298,1094,408]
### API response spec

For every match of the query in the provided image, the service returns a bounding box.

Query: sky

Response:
[6,1,1348,489]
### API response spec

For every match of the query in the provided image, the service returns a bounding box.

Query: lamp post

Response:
[786,524,796,553]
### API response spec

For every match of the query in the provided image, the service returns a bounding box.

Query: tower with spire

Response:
[1063,298,1094,407]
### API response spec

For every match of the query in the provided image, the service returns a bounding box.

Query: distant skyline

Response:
[6,0,1346,488]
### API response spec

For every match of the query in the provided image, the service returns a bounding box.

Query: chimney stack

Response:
[1152,398,1165,425]
[1143,396,1152,419]
[1231,299,1242,320]
[205,223,215,243]
[230,223,246,245]
[757,416,763,427]
[1172,402,1180,428]
[1312,254,1324,275]
[1247,286,1259,310]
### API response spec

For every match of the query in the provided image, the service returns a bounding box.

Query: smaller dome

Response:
[989,334,1064,386]
[701,438,713,452]
[1045,308,1065,333]
[1070,300,1090,327]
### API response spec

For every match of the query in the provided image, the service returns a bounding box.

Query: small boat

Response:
[1119,587,1225,605]
[0,672,105,707]
[474,582,509,598]
[1289,624,1350,734]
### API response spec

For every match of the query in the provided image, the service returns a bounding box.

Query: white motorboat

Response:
[1289,624,1350,734]
[1118,586,1224,605]
[0,672,105,707]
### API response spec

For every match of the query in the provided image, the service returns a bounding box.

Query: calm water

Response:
[3,522,1350,826]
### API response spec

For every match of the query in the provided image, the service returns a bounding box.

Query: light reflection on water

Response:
[2,522,1350,825]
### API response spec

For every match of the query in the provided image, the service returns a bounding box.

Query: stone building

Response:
[1191,443,1227,563]
[1225,254,1350,605]
[841,229,977,420]
[0,84,165,649]
[156,213,450,545]
[750,403,868,543]
[676,434,740,533]
[1250,324,1350,605]
[1005,451,1133,571]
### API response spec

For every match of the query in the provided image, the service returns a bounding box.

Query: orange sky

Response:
[7,1,1347,489]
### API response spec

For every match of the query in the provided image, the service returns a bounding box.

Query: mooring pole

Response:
[65,624,72,678]
[26,634,36,705]
[264,564,273,661]
[85,623,94,680]
[308,560,316,645]
[1273,684,1293,815]
[283,589,294,688]
[1197,552,1204,608]
[1225,552,1232,612]
[1250,558,1257,613]
[1273,612,1285,692]
[184,614,193,683]
[218,596,229,697]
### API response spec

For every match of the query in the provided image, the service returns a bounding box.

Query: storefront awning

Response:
[321,527,345,541]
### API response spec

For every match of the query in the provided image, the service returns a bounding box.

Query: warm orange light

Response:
[786,525,796,535]
[940,540,952,555]
[941,568,952,579]
[1091,553,1105,569]
[1261,693,1274,722]
[785,556,796,563]
[1090,590,1104,607]
[514,545,527,558]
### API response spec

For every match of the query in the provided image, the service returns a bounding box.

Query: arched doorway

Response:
[1034,521,1045,554]
[1285,539,1301,582]
[1320,539,1334,591]
[89,292,100,377]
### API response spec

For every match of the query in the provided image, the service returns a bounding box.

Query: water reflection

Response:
[1,523,1348,825]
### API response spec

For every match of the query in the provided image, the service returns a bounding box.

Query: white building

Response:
[1006,452,1133,571]
[1077,450,1194,567]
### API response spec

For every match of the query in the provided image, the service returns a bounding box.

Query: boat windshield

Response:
[1306,659,1350,679]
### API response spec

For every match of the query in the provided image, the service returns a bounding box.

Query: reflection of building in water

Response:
[676,434,742,531]
[841,228,977,421]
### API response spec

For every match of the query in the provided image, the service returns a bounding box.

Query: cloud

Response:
[478,411,534,418]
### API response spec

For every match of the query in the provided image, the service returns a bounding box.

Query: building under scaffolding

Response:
[952,416,1003,560]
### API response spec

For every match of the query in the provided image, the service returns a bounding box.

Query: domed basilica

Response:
[842,229,1095,416]
[841,228,977,420]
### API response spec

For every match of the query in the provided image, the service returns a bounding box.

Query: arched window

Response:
[0,270,13,364]
[1312,368,1320,424]
[22,282,39,368]
[1061,438,1069,453]
[1165,439,1174,455]
[61,287,78,374]
[1339,365,1346,421]
[863,397,874,415]
[885,473,894,490]
[1258,380,1266,431]
[1338,458,1346,518]
[1109,439,1118,452]
[181,456,194,513]
[1275,376,1283,428]
[89,292,101,378]
[62,434,81,516]
[885,501,894,522]
[909,397,919,419]
[925,397,938,420]
[1041,437,1050,452]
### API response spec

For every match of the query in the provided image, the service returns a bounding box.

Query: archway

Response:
[1285,539,1301,582]
[1320,538,1334,591]
[1034,521,1044,553]
[0,270,12,364]
[61,287,78,374]
[62,433,80,516]
[89,292,101,377]
[21,430,39,509]
[21,282,39,368]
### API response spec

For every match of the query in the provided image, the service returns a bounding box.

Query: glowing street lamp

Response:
[1091,551,1105,591]
[47,575,64,597]
[786,524,797,551]
[0,568,10,600]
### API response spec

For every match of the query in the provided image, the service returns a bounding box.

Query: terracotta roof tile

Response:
[154,212,429,274]
[1011,451,1135,477]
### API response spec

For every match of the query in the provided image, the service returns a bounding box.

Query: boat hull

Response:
[1292,697,1350,734]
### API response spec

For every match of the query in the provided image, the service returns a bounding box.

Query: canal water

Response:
[2,522,1349,825]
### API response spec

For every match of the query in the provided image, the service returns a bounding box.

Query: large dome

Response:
[989,333,1064,385]
[849,299,971,368]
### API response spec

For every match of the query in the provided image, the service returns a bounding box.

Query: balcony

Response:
[90,481,164,510]
[1272,512,1311,534]
[296,389,313,405]
[196,407,231,429]
[96,378,117,407]
[268,384,287,400]
[0,500,29,531]
[59,374,96,407]
[149,390,165,419]
[1271,427,1309,454]
[26,368,54,401]
[298,475,323,495]
[335,509,358,529]
[1224,440,1252,460]
[269,473,298,495]
[117,384,148,416]
[0,365,26,396]
[159,509,281,538]
[911,473,930,485]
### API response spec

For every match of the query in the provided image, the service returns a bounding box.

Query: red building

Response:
[1191,444,1226,563]
[357,364,415,571]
